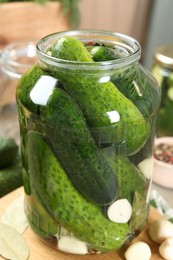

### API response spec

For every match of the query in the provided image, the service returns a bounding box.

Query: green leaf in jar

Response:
[0,223,29,260]
[129,191,149,232]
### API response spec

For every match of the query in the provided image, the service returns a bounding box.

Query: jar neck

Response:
[0,41,37,79]
[36,30,141,72]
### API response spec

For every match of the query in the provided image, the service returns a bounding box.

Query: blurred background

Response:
[0,0,173,68]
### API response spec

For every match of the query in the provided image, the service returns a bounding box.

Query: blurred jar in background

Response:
[0,41,37,143]
[152,45,173,137]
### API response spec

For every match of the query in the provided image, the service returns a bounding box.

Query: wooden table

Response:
[0,187,164,260]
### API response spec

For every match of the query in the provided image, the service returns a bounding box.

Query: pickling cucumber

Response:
[101,147,148,231]
[16,65,50,114]
[0,153,23,197]
[51,36,93,62]
[86,45,119,61]
[0,137,18,169]
[25,192,60,239]
[27,131,129,252]
[16,61,118,205]
[40,87,118,206]
[101,147,147,203]
[112,64,161,118]
[50,36,150,155]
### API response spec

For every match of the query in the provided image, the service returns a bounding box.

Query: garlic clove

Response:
[124,241,151,260]
[107,198,132,223]
[149,219,173,244]
[138,157,153,179]
[159,238,173,260]
[58,235,88,255]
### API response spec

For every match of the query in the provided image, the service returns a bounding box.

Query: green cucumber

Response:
[51,36,93,62]
[50,36,150,155]
[86,45,119,61]
[101,147,148,232]
[27,131,129,252]
[16,65,50,114]
[23,169,31,195]
[0,153,23,197]
[101,147,147,203]
[25,192,60,239]
[40,87,118,206]
[0,137,18,169]
[112,64,161,118]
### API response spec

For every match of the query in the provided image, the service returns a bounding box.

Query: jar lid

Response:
[153,44,173,69]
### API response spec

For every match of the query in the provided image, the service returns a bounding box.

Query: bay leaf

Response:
[0,222,29,260]
[1,195,28,234]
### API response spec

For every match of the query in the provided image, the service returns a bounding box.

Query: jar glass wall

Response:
[16,30,161,255]
[0,41,37,143]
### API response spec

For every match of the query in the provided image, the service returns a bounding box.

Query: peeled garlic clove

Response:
[138,157,153,179]
[58,235,88,254]
[159,238,173,260]
[149,219,173,244]
[124,241,151,260]
[107,199,132,223]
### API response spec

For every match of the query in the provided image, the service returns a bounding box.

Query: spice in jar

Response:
[154,143,173,164]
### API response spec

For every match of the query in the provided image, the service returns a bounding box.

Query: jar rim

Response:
[36,30,141,70]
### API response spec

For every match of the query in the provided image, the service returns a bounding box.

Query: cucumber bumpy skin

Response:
[101,147,148,203]
[111,64,161,119]
[50,36,150,155]
[51,36,93,62]
[101,147,148,232]
[27,131,129,252]
[16,65,50,114]
[86,45,119,61]
[40,87,118,206]
[16,62,118,205]
[25,192,60,239]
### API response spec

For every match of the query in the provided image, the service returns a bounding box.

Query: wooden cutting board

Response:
[0,187,164,260]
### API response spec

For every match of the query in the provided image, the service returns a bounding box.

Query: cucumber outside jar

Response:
[152,44,173,137]
[16,30,161,255]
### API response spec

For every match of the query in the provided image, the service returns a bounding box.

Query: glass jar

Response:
[152,44,173,137]
[0,41,37,143]
[16,30,161,255]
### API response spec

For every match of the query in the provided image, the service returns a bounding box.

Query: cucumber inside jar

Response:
[50,36,151,155]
